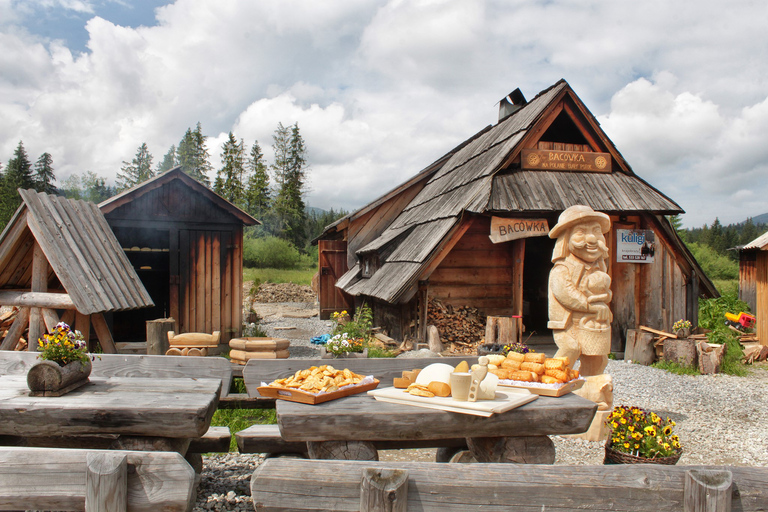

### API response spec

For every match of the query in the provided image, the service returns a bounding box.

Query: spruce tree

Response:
[214,132,246,205]
[0,141,34,228]
[33,152,56,194]
[244,141,271,221]
[156,145,178,173]
[116,142,154,191]
[271,123,308,249]
[178,122,212,186]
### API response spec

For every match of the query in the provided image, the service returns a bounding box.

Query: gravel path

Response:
[194,302,768,511]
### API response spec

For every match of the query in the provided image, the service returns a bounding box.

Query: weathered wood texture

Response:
[684,469,732,512]
[242,356,480,396]
[0,375,219,438]
[757,251,768,346]
[739,251,757,312]
[360,468,408,512]
[85,452,127,512]
[664,338,698,367]
[0,447,194,512]
[318,240,353,320]
[0,350,233,398]
[146,318,175,355]
[276,392,596,442]
[250,460,768,512]
[624,329,655,365]
[466,435,555,464]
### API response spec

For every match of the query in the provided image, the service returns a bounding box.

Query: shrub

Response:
[243,236,303,269]
[687,242,738,280]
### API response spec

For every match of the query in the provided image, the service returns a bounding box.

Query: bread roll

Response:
[554,356,570,367]
[489,368,511,380]
[520,361,545,375]
[393,377,411,389]
[486,354,506,366]
[505,352,525,363]
[501,358,521,371]
[569,369,579,379]
[508,370,535,382]
[541,375,562,384]
[524,352,546,364]
[428,381,451,397]
[545,369,569,382]
[544,358,566,371]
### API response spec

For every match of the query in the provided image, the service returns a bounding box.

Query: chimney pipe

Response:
[498,88,527,122]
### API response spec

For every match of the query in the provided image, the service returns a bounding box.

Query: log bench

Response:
[0,446,195,511]
[251,458,768,512]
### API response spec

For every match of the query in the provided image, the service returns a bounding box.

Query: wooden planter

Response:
[604,444,681,465]
[27,359,92,397]
[319,347,368,359]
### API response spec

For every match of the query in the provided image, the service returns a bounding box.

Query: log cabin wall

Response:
[428,216,514,318]
[739,251,757,311]
[103,177,247,344]
[756,252,768,346]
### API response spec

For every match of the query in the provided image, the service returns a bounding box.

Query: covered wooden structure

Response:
[0,190,154,352]
[318,80,717,352]
[737,230,768,345]
[100,168,258,344]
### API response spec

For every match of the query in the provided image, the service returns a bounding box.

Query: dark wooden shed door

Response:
[178,229,232,336]
[319,240,353,320]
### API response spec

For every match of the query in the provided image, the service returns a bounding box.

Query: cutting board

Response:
[367,386,537,417]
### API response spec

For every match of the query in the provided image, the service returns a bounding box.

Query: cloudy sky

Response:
[2,0,767,228]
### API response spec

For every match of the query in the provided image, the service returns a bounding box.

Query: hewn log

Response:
[625,329,655,365]
[684,469,732,512]
[251,460,768,512]
[467,436,555,464]
[360,468,408,512]
[26,359,91,397]
[41,308,61,332]
[85,452,127,512]
[307,440,378,461]
[146,318,175,355]
[0,291,76,309]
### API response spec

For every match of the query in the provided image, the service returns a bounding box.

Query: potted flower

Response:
[604,405,682,464]
[672,319,692,339]
[320,304,373,358]
[321,332,368,359]
[27,322,92,396]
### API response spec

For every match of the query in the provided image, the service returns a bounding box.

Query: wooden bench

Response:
[0,446,195,511]
[0,350,232,453]
[251,458,768,511]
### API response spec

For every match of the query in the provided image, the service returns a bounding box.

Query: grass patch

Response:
[712,279,738,296]
[366,344,397,358]
[210,408,277,452]
[651,359,701,375]
[244,267,315,286]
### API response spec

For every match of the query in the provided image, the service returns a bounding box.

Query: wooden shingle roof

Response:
[0,190,153,314]
[335,80,687,303]
[741,230,768,250]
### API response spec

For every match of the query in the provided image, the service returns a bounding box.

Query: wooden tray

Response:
[257,379,380,405]
[497,377,585,397]
[368,386,537,417]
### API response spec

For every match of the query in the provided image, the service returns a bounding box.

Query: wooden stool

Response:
[165,331,220,356]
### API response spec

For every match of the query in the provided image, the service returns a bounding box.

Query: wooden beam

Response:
[91,313,117,354]
[85,452,127,512]
[360,468,408,512]
[0,307,30,351]
[76,311,91,351]
[41,308,60,332]
[28,243,48,347]
[511,239,525,342]
[0,291,76,309]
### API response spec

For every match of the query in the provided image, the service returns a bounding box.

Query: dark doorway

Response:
[523,236,556,336]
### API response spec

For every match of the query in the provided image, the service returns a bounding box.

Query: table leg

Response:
[111,436,191,455]
[466,436,555,464]
[307,440,379,461]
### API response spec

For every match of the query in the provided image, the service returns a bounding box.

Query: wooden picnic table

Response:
[0,374,220,453]
[276,391,597,463]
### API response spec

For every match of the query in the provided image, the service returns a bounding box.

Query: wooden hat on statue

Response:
[549,205,610,239]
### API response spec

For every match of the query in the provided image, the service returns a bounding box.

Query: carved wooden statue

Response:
[547,205,612,377]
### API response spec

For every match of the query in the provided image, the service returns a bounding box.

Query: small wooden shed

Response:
[99,167,258,344]
[738,230,768,345]
[0,190,154,352]
[318,80,717,352]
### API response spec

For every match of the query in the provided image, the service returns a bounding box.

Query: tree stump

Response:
[307,440,378,461]
[664,338,698,367]
[625,329,655,365]
[697,342,727,374]
[467,436,555,464]
[684,469,732,512]
[146,318,175,355]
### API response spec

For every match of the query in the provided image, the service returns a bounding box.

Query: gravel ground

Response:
[193,302,768,511]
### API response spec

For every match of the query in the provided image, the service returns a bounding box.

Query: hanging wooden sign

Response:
[521,149,611,173]
[489,217,549,244]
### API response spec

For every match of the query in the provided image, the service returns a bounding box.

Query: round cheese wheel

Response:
[414,363,454,386]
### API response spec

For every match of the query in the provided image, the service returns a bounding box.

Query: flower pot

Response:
[319,347,368,359]
[477,344,504,356]
[27,358,91,397]
[603,444,681,465]
[675,327,691,339]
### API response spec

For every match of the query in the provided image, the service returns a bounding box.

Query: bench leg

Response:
[466,435,555,464]
[307,440,378,461]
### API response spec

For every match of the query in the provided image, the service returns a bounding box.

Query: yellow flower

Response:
[623,442,630,449]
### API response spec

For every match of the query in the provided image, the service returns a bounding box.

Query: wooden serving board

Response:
[257,379,380,405]
[497,377,585,397]
[367,386,537,417]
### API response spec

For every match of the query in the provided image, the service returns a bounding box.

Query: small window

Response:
[361,254,378,278]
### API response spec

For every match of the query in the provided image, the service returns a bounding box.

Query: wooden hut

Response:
[0,190,154,352]
[317,80,717,352]
[737,230,768,345]
[99,167,259,345]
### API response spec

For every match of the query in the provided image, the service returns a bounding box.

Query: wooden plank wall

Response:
[318,240,353,320]
[739,252,757,311]
[429,217,513,317]
[756,252,768,346]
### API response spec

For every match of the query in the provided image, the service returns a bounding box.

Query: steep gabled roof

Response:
[0,190,154,314]
[100,167,259,226]
[741,230,768,250]
[335,80,686,303]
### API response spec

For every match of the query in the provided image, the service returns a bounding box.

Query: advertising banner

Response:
[616,229,656,263]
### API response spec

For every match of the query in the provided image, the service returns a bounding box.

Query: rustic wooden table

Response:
[277,391,597,463]
[0,375,220,453]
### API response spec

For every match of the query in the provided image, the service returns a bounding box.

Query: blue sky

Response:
[2,0,768,228]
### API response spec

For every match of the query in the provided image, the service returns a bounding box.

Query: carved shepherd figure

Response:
[547,205,612,377]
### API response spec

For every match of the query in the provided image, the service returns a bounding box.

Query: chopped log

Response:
[625,329,655,365]
[663,338,698,367]
[146,318,175,355]
[307,440,378,461]
[697,342,727,374]
[485,316,518,346]
[467,436,555,464]
[684,469,732,512]
[360,468,408,512]
[85,452,127,512]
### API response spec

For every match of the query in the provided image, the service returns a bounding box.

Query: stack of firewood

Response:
[427,298,485,353]
[0,308,26,351]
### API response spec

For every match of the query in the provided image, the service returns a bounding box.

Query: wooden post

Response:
[684,469,732,512]
[360,468,408,512]
[511,240,525,342]
[146,318,176,355]
[485,317,519,346]
[85,451,128,512]
[76,311,91,351]
[41,308,60,333]
[91,313,117,354]
[418,281,428,343]
[625,329,655,365]
[28,243,48,350]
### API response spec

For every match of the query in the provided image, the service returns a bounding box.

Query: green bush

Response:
[687,242,738,280]
[243,236,303,269]
[698,293,748,376]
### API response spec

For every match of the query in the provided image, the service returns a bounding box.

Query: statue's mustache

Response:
[571,239,609,253]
